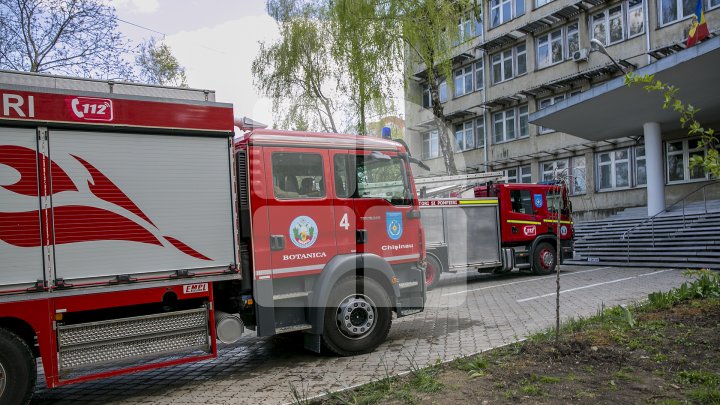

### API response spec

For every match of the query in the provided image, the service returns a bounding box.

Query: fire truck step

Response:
[275,324,312,334]
[56,307,210,371]
[399,281,419,289]
[273,291,311,301]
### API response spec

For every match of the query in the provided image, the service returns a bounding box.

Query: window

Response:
[474,60,484,91]
[510,189,534,214]
[635,146,647,185]
[476,116,486,148]
[597,149,631,190]
[504,165,531,183]
[541,157,586,195]
[493,105,528,143]
[334,154,412,205]
[422,131,440,159]
[491,0,525,27]
[537,28,563,68]
[454,65,474,98]
[628,0,644,37]
[536,0,554,7]
[422,79,447,108]
[454,120,475,151]
[520,165,532,183]
[457,11,483,43]
[491,44,526,84]
[660,0,697,25]
[422,86,431,108]
[566,23,579,58]
[356,154,412,205]
[592,0,645,45]
[667,138,708,183]
[537,94,566,133]
[272,153,326,199]
[711,0,720,10]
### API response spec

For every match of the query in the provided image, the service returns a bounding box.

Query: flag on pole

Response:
[687,0,710,47]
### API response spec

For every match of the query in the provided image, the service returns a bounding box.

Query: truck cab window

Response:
[356,153,412,206]
[333,153,412,205]
[547,189,566,213]
[272,152,325,199]
[510,189,533,214]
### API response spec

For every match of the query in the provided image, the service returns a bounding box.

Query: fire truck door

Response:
[263,148,337,278]
[351,151,420,264]
[330,151,357,255]
[504,187,543,243]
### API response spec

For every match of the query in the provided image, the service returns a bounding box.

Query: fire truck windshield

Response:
[356,155,412,206]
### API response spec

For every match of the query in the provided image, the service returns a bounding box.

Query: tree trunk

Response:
[429,81,458,175]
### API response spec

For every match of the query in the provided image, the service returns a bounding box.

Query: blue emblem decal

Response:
[289,216,318,248]
[533,194,543,209]
[386,212,403,241]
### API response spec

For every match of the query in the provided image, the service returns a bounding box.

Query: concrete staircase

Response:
[568,199,720,269]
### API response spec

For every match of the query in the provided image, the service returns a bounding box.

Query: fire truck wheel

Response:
[424,256,442,290]
[532,242,557,275]
[0,328,36,405]
[322,276,392,356]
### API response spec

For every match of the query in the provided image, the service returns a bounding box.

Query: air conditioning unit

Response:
[572,48,589,62]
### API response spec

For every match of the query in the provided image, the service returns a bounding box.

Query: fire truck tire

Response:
[424,255,442,290]
[532,242,557,275]
[322,276,392,356]
[0,328,36,405]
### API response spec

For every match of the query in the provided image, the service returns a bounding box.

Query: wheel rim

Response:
[425,262,437,286]
[540,248,555,270]
[0,359,6,398]
[336,294,377,340]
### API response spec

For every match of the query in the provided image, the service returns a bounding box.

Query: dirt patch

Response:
[320,298,720,405]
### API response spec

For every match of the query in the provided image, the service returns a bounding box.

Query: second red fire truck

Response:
[417,173,574,289]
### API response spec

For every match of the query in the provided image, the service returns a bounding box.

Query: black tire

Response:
[532,242,557,275]
[0,328,36,405]
[424,255,442,290]
[322,276,392,356]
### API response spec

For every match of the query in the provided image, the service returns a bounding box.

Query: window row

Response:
[661,0,719,26]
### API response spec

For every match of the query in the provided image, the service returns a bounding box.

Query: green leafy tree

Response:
[626,73,719,178]
[254,2,340,133]
[136,38,187,87]
[0,0,133,79]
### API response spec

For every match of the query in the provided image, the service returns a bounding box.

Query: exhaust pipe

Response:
[215,311,244,344]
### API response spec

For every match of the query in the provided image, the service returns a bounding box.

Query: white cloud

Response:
[164,15,279,127]
[113,0,160,14]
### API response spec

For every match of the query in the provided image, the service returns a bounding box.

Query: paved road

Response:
[33,265,688,404]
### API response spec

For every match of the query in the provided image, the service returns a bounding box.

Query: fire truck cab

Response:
[233,129,426,355]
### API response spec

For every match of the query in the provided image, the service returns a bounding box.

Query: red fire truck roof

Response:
[235,129,405,152]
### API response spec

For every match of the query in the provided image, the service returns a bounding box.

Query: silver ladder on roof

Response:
[414,172,507,198]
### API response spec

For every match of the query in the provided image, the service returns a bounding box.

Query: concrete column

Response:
[644,122,665,216]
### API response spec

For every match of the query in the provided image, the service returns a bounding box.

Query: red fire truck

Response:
[0,70,425,404]
[417,173,574,289]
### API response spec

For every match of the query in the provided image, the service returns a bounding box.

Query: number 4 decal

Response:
[339,213,350,230]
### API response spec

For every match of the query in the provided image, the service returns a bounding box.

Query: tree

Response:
[136,38,187,87]
[626,74,719,178]
[254,2,341,133]
[258,0,478,173]
[0,0,133,79]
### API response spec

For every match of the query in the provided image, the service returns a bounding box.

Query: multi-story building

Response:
[404,0,719,221]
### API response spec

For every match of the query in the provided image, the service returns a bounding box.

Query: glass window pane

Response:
[609,7,624,43]
[273,153,326,199]
[504,58,513,80]
[506,115,516,139]
[682,0,695,17]
[662,0,678,24]
[690,151,706,179]
[668,141,683,152]
[600,153,611,163]
[538,42,549,67]
[628,6,644,36]
[636,158,647,185]
[516,0,525,16]
[668,154,685,182]
[503,1,512,22]
[616,162,629,187]
[573,156,587,194]
[615,149,628,160]
[516,51,527,75]
[475,61,484,90]
[600,164,612,189]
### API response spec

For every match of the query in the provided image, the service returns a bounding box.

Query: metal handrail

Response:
[622,180,720,262]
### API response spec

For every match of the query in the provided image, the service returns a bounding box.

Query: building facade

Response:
[404,0,719,221]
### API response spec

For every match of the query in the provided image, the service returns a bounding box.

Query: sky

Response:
[113,0,279,127]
